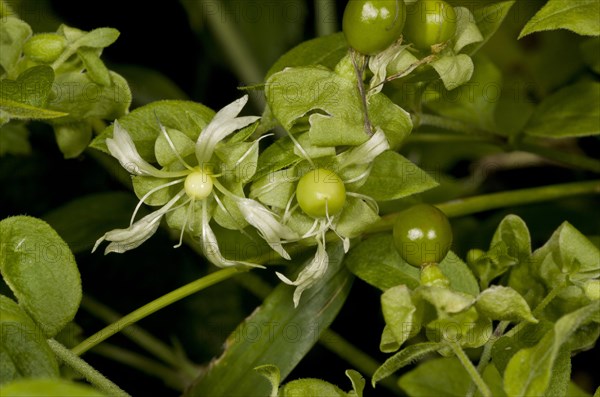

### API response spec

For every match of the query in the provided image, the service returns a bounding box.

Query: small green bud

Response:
[420,263,450,287]
[23,33,67,63]
[466,248,485,265]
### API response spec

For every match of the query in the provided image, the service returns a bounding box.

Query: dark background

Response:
[1,0,598,396]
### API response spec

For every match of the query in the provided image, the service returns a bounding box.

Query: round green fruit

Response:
[296,169,346,218]
[343,0,407,55]
[393,203,452,267]
[184,169,214,200]
[404,0,457,51]
[23,33,67,63]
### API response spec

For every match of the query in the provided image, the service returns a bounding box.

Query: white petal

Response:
[106,121,166,177]
[93,191,185,254]
[236,198,298,260]
[338,127,389,169]
[195,95,260,164]
[276,240,329,307]
[200,199,264,269]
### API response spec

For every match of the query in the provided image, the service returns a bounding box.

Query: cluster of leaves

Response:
[0,16,131,158]
[0,0,599,396]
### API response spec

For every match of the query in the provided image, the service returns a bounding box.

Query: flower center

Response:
[296,168,346,218]
[184,170,214,200]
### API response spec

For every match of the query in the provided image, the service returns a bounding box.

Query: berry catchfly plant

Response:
[93,95,298,268]
[251,128,390,306]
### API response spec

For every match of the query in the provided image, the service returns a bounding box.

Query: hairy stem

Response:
[368,180,600,233]
[72,267,243,356]
[48,339,130,396]
[350,50,374,137]
[81,295,198,378]
[448,342,492,397]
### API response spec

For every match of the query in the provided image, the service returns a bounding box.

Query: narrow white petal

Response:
[195,95,260,164]
[106,121,165,177]
[93,191,185,254]
[236,198,299,260]
[276,240,329,307]
[200,199,264,268]
[338,127,390,169]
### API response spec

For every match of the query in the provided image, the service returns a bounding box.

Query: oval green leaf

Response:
[0,216,81,337]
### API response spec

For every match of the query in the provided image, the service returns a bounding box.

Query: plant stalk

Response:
[48,339,130,396]
[72,267,243,356]
[368,180,600,233]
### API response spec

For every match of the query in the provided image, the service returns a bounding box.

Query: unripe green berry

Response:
[583,279,600,301]
[23,33,67,63]
[404,0,457,51]
[296,169,346,218]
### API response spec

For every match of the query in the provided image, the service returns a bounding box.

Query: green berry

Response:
[184,170,213,200]
[404,0,457,51]
[343,0,407,55]
[296,169,346,218]
[393,203,452,267]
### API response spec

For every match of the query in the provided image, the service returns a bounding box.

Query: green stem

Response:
[368,180,600,233]
[80,295,198,378]
[72,267,243,356]
[418,113,476,135]
[466,285,565,397]
[465,321,510,397]
[314,0,337,36]
[91,344,188,391]
[47,339,130,396]
[406,132,499,145]
[448,342,491,397]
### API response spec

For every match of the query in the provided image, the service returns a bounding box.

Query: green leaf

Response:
[398,357,506,397]
[0,17,32,76]
[42,192,140,254]
[438,251,480,297]
[581,37,600,74]
[250,169,297,209]
[524,81,600,138]
[1,65,55,107]
[424,54,501,132]
[504,303,600,397]
[185,242,353,397]
[254,364,280,397]
[344,234,420,291]
[372,342,442,387]
[491,321,553,374]
[430,54,474,91]
[335,197,380,238]
[0,216,81,337]
[74,27,119,49]
[0,295,59,384]
[281,379,347,397]
[266,66,411,148]
[519,0,600,38]
[545,346,571,397]
[76,48,111,86]
[154,127,195,168]
[453,7,484,53]
[0,378,106,396]
[266,32,348,79]
[465,1,515,56]
[53,122,92,159]
[48,71,131,124]
[356,151,438,201]
[0,97,67,120]
[345,370,365,397]
[490,215,531,262]
[0,122,30,156]
[473,241,518,290]
[533,221,600,287]
[476,285,537,323]
[91,100,214,162]
[381,285,417,348]
[253,136,299,181]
